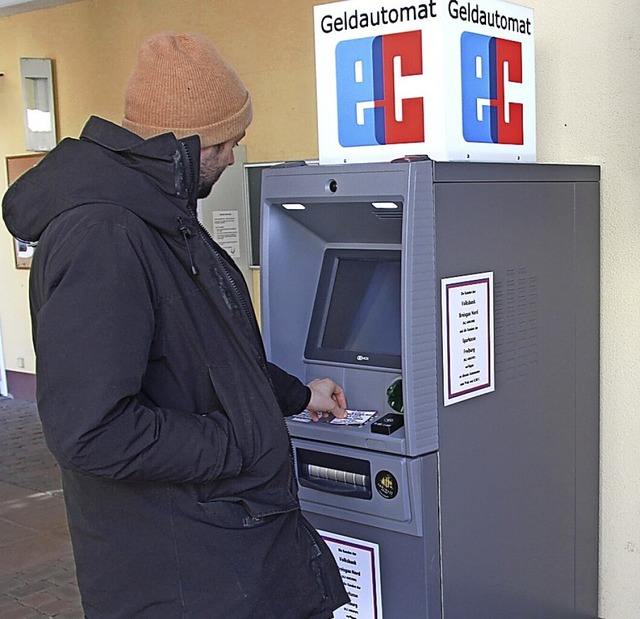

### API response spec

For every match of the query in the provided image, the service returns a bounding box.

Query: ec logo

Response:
[461,32,524,145]
[335,30,425,147]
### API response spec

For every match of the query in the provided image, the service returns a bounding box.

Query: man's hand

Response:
[306,378,347,422]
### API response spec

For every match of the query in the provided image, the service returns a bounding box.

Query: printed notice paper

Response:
[442,272,495,406]
[212,210,240,258]
[319,531,383,619]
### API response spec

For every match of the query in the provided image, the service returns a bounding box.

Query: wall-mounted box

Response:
[20,57,57,151]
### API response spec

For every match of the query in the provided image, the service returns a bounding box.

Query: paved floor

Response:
[0,397,83,618]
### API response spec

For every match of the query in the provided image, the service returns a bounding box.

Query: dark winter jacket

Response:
[2,116,348,618]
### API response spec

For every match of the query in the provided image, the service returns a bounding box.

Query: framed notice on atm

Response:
[441,272,495,406]
[319,530,384,619]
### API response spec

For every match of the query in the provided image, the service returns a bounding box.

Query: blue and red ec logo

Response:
[461,32,524,145]
[335,30,425,147]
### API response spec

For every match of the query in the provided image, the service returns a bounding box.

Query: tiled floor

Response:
[0,397,83,618]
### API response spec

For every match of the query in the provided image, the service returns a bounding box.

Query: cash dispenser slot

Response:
[296,448,372,499]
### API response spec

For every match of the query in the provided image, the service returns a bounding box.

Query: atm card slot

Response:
[296,448,372,499]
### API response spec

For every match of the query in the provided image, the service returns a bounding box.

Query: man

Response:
[2,32,349,618]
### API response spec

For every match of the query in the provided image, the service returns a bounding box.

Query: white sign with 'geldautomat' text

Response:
[314,0,535,164]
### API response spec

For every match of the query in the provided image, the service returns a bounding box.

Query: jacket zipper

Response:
[192,213,300,489]
[177,218,198,276]
[197,218,268,364]
[177,139,299,492]
[176,138,266,369]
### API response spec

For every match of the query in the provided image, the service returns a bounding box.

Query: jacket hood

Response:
[2,116,201,243]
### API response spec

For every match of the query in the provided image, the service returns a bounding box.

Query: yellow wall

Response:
[0,1,639,617]
[0,0,330,376]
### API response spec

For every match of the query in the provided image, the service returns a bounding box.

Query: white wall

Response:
[0,317,7,396]
[514,1,640,617]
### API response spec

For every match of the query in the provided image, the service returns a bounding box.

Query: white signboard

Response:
[442,272,495,405]
[212,210,241,259]
[319,530,384,619]
[314,0,535,164]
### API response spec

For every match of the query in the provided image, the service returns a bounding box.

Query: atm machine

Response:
[260,160,599,619]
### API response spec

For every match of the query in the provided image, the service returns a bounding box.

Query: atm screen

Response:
[305,248,401,369]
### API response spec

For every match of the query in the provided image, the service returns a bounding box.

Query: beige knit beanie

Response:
[122,32,252,147]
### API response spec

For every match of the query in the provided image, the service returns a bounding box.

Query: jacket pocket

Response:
[207,363,256,464]
[198,495,299,529]
[298,516,328,600]
[297,513,351,611]
[206,360,292,472]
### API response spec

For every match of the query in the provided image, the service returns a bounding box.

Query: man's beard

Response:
[197,164,226,199]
